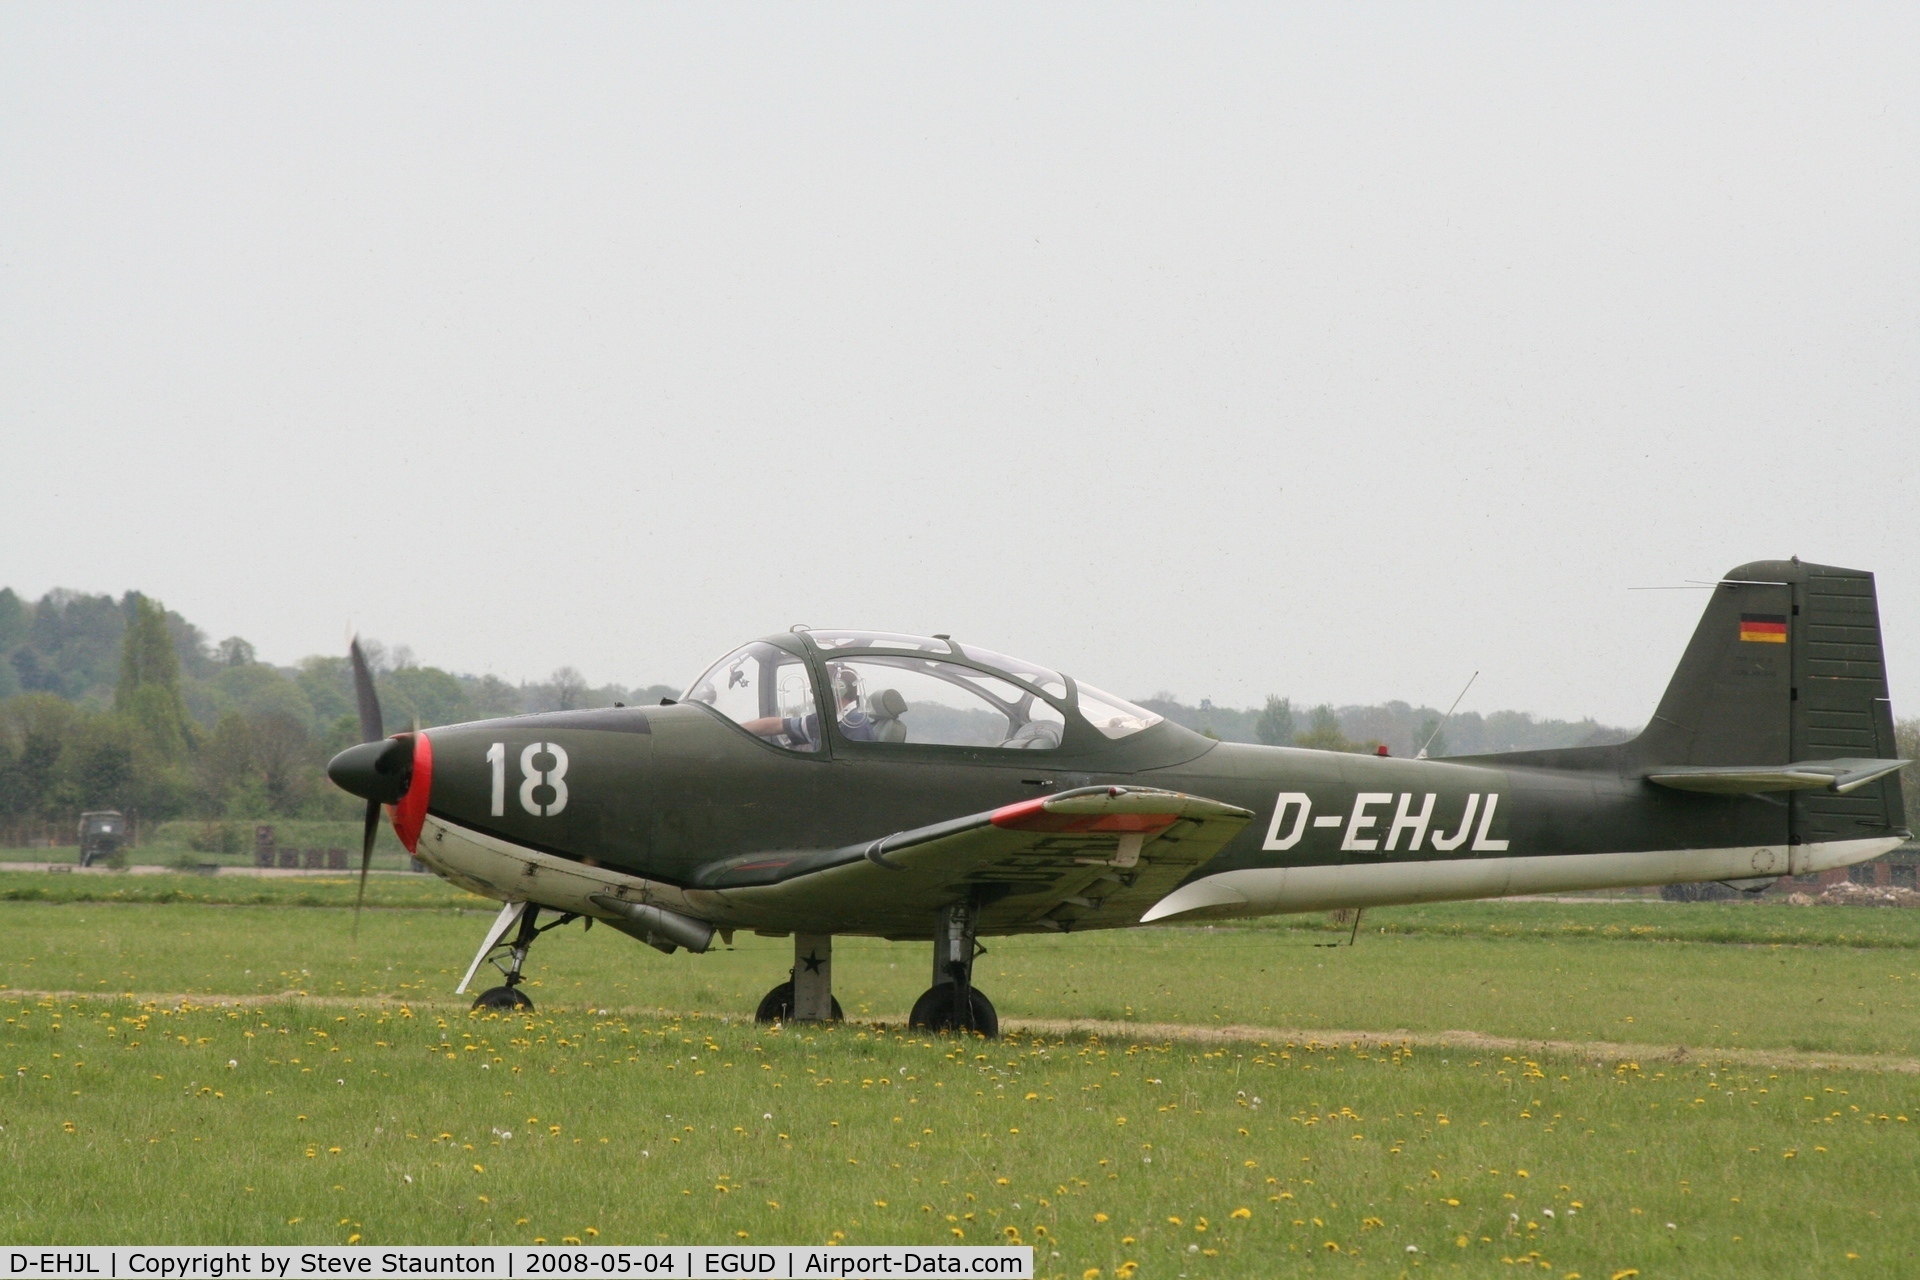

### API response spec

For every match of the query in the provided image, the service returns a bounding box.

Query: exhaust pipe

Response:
[590,894,714,955]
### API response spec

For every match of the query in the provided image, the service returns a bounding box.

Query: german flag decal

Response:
[1739,613,1788,643]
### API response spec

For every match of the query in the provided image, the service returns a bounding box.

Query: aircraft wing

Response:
[681,785,1255,938]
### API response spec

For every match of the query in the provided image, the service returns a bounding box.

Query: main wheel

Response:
[908,983,998,1037]
[472,985,534,1012]
[754,980,844,1024]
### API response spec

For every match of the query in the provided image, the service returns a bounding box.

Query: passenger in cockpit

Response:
[740,664,878,747]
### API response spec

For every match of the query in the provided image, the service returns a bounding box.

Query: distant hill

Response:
[0,587,676,735]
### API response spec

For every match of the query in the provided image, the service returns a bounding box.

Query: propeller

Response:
[325,638,412,934]
[349,639,381,931]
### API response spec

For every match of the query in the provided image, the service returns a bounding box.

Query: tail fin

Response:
[1632,558,1908,839]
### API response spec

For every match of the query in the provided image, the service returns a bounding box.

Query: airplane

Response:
[327,558,1910,1036]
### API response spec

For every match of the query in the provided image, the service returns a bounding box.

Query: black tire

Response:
[908,983,998,1037]
[472,985,534,1012]
[754,980,843,1024]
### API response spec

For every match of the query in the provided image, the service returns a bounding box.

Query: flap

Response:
[1647,757,1910,795]
[686,785,1254,937]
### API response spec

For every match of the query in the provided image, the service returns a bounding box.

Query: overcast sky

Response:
[4,4,1916,726]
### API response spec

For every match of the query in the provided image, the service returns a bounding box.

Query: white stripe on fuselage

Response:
[1139,836,1902,922]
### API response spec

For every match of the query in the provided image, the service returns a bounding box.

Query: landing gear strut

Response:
[464,902,578,1012]
[909,902,998,1037]
[755,933,844,1023]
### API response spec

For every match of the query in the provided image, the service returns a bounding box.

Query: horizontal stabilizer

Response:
[1647,758,1909,796]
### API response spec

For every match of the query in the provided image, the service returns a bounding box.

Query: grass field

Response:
[2,874,1918,1276]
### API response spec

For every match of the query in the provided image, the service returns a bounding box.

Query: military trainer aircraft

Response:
[328,558,1909,1035]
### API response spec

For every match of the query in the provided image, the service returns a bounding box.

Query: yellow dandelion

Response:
[473,1164,485,1173]
[1094,1213,1109,1223]
[347,1235,360,1245]
[1231,1207,1252,1220]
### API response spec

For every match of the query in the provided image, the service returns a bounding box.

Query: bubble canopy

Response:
[682,631,1164,746]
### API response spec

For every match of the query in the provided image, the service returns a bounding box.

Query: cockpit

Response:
[681,630,1163,753]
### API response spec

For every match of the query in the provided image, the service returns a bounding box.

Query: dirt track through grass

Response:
[10,988,1920,1080]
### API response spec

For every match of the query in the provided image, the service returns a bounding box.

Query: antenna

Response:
[1417,671,1478,759]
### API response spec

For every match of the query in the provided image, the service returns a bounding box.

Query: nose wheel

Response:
[909,902,998,1037]
[460,901,578,1012]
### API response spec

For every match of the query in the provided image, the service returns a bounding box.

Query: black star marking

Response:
[800,950,826,974]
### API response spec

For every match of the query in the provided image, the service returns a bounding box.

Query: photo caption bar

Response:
[3,1248,1032,1280]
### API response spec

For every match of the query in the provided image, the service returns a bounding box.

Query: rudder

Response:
[1633,557,1907,840]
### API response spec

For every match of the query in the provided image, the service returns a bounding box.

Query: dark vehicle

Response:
[77,810,127,867]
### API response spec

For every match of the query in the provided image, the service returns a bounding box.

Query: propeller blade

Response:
[354,796,380,937]
[349,638,384,744]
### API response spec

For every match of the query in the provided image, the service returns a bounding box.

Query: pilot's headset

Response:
[828,663,862,709]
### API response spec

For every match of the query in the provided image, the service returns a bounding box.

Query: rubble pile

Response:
[1786,882,1920,907]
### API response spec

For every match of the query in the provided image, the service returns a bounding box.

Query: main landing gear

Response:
[750,909,1000,1037]
[908,903,998,1038]
[754,934,845,1024]
[462,901,579,1012]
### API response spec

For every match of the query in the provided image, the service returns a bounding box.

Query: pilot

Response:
[740,664,878,747]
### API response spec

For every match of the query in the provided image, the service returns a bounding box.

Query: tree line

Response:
[0,588,671,842]
[4,587,1912,842]
[1136,693,1635,757]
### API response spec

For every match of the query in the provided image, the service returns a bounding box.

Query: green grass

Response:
[4,890,1918,1059]
[4,996,1915,1276]
[2,891,1919,1273]
[1244,899,1920,950]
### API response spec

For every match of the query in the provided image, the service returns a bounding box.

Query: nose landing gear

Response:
[460,901,579,1012]
[909,902,998,1037]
